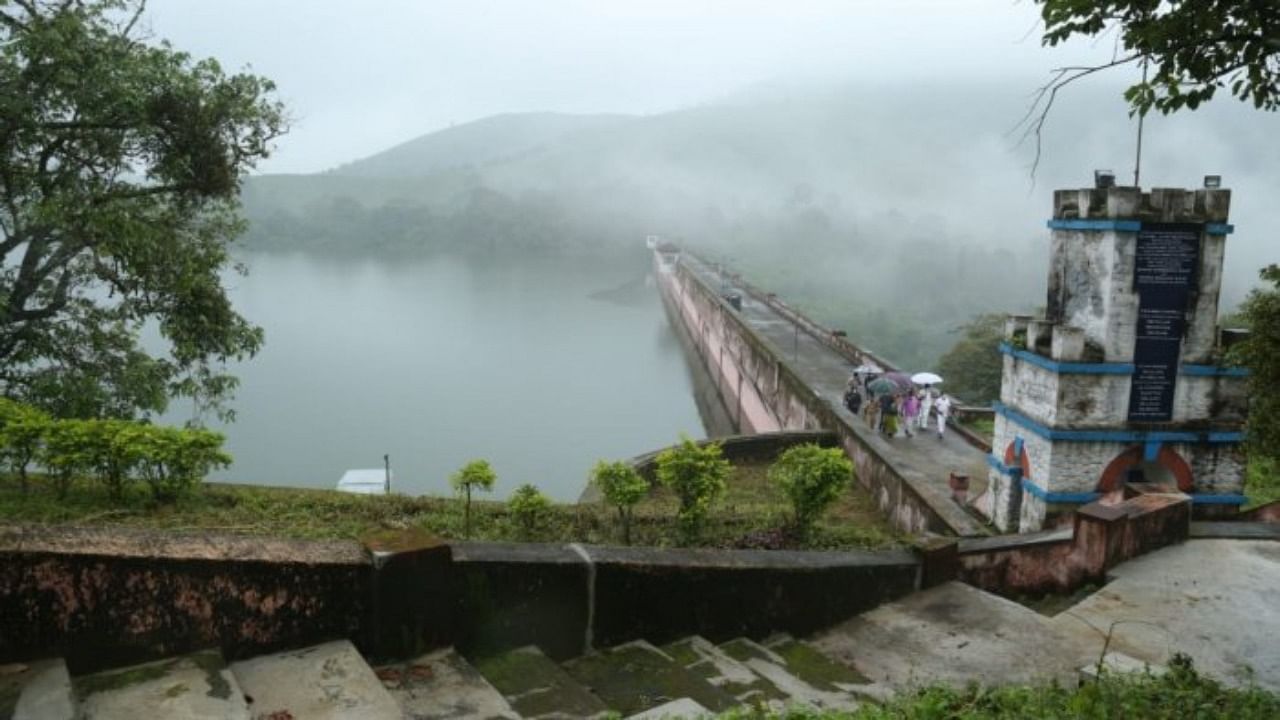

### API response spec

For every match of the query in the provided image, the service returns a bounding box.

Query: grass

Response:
[957,414,995,439]
[0,460,902,551]
[1244,456,1280,509]
[717,654,1280,719]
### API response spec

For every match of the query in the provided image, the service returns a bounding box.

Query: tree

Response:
[507,483,551,540]
[450,459,496,539]
[655,436,730,544]
[40,417,91,498]
[1023,1,1278,172]
[591,460,649,545]
[0,397,49,491]
[1229,265,1280,462]
[0,1,285,420]
[768,444,852,538]
[935,314,1005,406]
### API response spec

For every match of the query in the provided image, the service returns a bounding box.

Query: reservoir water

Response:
[189,250,707,501]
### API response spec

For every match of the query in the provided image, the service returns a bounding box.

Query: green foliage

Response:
[936,313,1005,405]
[0,399,228,502]
[718,654,1279,718]
[1037,0,1280,115]
[0,1,285,420]
[768,444,852,535]
[0,399,51,491]
[39,419,93,499]
[591,460,649,544]
[507,483,551,539]
[133,425,232,503]
[1244,457,1280,509]
[655,436,730,543]
[1228,265,1280,462]
[450,459,497,538]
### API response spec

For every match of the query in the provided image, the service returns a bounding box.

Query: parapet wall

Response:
[0,525,922,669]
[657,255,984,537]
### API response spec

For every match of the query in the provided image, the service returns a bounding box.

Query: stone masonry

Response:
[985,184,1248,533]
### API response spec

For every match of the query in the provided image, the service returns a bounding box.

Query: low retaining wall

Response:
[453,541,921,661]
[954,491,1192,596]
[0,526,377,673]
[657,257,983,537]
[0,526,921,669]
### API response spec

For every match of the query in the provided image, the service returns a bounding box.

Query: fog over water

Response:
[189,251,705,500]
[131,1,1276,492]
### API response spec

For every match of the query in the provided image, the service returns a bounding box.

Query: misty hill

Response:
[331,112,635,178]
[240,80,1278,368]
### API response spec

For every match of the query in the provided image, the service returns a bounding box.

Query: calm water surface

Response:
[192,251,706,501]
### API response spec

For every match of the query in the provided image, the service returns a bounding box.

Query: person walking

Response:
[918,386,934,431]
[934,393,952,440]
[901,391,919,438]
[880,392,898,438]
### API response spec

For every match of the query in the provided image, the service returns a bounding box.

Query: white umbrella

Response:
[912,372,943,385]
[850,363,882,374]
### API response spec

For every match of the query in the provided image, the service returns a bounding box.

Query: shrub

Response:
[655,436,730,543]
[591,460,649,545]
[135,425,232,503]
[769,444,853,536]
[508,483,551,539]
[450,459,496,539]
[0,399,50,493]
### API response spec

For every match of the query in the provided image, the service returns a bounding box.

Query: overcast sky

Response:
[143,0,1128,174]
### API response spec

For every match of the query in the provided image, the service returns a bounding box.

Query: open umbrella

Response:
[850,363,882,375]
[883,372,914,389]
[912,372,944,385]
[866,377,899,395]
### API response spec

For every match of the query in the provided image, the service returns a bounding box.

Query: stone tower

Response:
[986,183,1248,533]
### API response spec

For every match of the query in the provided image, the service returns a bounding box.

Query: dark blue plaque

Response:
[1128,222,1201,421]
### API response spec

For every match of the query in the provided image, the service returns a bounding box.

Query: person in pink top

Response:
[901,392,920,438]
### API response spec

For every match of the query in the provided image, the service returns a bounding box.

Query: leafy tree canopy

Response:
[935,313,1005,406]
[0,0,285,420]
[1036,0,1280,115]
[1229,265,1280,461]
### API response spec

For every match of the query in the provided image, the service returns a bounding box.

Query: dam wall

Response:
[655,252,985,537]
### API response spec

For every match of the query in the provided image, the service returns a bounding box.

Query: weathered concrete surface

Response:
[718,637,862,711]
[0,658,74,720]
[812,581,1096,688]
[77,650,249,720]
[374,647,517,720]
[229,640,400,719]
[1051,540,1280,691]
[471,645,609,720]
[562,640,737,716]
[625,697,710,719]
[0,525,370,672]
[661,636,787,707]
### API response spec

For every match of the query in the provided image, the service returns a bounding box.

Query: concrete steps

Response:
[76,649,248,720]
[470,646,610,719]
[560,640,738,717]
[718,637,862,711]
[0,658,75,720]
[374,647,518,720]
[229,639,401,719]
[660,636,788,708]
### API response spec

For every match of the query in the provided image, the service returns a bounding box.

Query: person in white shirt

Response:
[917,386,934,430]
[934,394,952,440]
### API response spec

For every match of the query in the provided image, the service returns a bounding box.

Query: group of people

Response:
[842,377,952,440]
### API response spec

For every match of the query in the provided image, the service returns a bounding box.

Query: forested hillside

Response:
[239,80,1278,370]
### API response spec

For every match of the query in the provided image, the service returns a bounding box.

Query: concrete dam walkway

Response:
[669,252,990,536]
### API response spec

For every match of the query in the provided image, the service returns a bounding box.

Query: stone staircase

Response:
[1,632,885,719]
[0,580,1126,719]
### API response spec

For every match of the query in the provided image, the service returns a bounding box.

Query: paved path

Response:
[813,539,1280,692]
[684,256,990,508]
